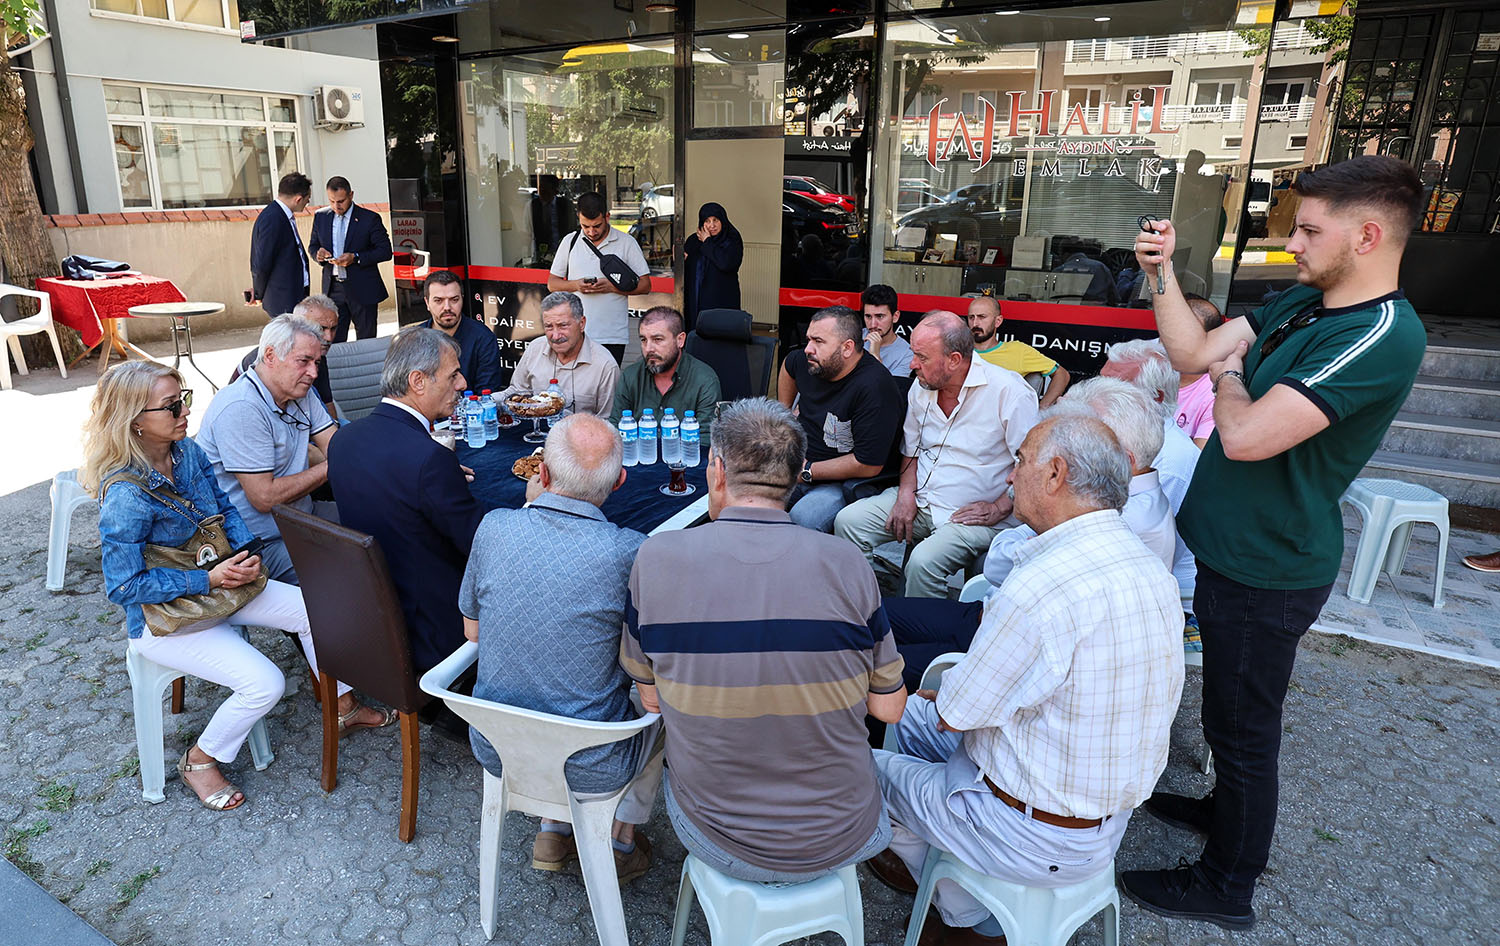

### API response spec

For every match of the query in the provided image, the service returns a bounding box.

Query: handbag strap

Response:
[102,470,209,530]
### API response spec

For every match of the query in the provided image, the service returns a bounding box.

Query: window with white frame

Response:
[1222,135,1244,149]
[1287,133,1309,150]
[104,83,301,210]
[92,0,241,30]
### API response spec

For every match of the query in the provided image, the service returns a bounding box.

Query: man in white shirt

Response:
[868,413,1184,946]
[503,291,620,416]
[881,377,1177,691]
[834,311,1038,598]
[547,191,652,364]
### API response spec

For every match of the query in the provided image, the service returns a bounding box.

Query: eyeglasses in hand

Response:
[139,390,194,419]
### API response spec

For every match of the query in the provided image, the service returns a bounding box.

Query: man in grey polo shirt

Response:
[547,191,653,363]
[198,314,337,583]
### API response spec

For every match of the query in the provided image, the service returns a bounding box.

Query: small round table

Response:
[127,301,226,391]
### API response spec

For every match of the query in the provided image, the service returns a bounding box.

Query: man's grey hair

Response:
[1032,414,1131,512]
[256,314,325,366]
[293,294,337,320]
[540,290,585,322]
[1049,376,1164,471]
[917,310,974,360]
[380,326,461,397]
[543,413,622,508]
[710,398,805,504]
[1107,338,1179,412]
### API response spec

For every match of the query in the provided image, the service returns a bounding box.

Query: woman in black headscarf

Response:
[683,201,744,331]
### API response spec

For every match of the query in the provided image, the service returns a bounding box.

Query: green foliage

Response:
[1307,1,1358,65]
[1,0,43,43]
[114,866,161,908]
[1235,27,1272,59]
[37,779,75,813]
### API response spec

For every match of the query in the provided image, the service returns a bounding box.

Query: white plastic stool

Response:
[903,850,1118,946]
[125,627,273,803]
[1340,478,1450,608]
[670,854,864,946]
[47,470,95,592]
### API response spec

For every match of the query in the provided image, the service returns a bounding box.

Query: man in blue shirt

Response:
[419,270,504,394]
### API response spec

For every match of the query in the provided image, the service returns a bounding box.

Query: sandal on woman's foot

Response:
[338,703,398,737]
[177,749,245,811]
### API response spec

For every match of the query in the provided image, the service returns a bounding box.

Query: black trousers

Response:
[329,279,377,342]
[1195,561,1332,905]
[882,596,984,693]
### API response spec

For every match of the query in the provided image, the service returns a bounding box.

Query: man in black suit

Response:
[309,175,393,342]
[528,173,576,265]
[327,326,484,674]
[250,172,313,317]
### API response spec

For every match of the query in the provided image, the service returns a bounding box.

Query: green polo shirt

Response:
[1178,285,1425,590]
[609,349,723,446]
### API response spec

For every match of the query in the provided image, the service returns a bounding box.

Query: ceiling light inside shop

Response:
[941,26,959,34]
[1093,16,1111,21]
[644,2,678,11]
[432,34,459,42]
[996,9,1020,14]
[726,32,750,39]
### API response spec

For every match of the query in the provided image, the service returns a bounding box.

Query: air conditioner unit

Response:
[315,86,364,128]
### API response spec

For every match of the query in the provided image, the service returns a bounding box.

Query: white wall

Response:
[41,7,388,214]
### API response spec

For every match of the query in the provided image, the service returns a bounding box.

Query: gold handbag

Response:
[104,473,268,637]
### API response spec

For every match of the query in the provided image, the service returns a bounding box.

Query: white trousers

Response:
[874,697,1129,928]
[128,579,349,763]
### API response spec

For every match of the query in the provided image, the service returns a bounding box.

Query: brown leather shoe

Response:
[615,831,653,884]
[531,829,577,871]
[1462,550,1500,572]
[867,847,919,894]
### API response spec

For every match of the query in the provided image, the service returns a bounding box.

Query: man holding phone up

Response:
[548,192,653,365]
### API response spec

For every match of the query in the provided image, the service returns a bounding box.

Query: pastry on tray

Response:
[504,391,565,418]
[512,448,544,480]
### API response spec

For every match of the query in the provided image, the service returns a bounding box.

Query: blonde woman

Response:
[83,362,393,811]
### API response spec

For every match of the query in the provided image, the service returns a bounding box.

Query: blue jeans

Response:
[664,773,891,883]
[787,483,848,533]
[1195,562,1333,904]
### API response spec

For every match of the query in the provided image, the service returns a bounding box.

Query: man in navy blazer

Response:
[328,326,484,673]
[308,176,393,342]
[250,172,313,317]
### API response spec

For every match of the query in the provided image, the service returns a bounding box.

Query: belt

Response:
[983,775,1104,829]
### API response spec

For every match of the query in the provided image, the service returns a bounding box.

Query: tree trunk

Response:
[0,40,79,371]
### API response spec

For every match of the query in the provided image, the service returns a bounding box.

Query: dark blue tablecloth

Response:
[458,424,708,534]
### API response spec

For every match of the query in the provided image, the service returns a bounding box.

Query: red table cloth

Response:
[35,275,186,348]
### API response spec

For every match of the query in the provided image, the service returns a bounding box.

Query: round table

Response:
[127,301,226,391]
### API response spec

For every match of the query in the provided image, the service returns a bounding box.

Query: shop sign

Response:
[789,137,855,155]
[923,87,1181,171]
[391,213,425,251]
[1477,33,1500,52]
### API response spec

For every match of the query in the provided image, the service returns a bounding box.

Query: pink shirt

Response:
[1176,374,1216,443]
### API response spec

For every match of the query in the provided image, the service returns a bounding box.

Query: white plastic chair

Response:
[958,575,990,603]
[881,652,966,753]
[0,284,68,390]
[125,627,273,803]
[903,849,1119,946]
[47,470,95,591]
[419,641,660,946]
[1339,478,1450,608]
[670,855,863,946]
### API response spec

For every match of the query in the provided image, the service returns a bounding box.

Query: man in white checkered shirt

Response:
[867,413,1184,946]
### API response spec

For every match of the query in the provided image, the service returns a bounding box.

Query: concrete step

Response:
[1420,345,1500,382]
[1362,450,1500,508]
[1380,412,1500,464]
[1402,375,1500,420]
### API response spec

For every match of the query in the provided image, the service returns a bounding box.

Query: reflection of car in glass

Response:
[896,200,1020,256]
[783,175,855,212]
[640,182,675,219]
[941,182,1009,208]
[783,191,859,246]
[897,179,947,213]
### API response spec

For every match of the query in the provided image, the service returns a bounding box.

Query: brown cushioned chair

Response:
[272,503,428,842]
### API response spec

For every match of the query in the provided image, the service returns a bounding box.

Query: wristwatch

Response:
[799,462,814,484]
[1212,369,1246,393]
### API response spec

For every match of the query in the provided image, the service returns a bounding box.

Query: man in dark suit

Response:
[250,172,313,317]
[327,326,484,674]
[309,175,393,342]
[528,173,576,264]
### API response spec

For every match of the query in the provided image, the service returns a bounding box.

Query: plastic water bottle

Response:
[638,409,658,465]
[464,395,485,449]
[681,410,701,467]
[546,378,563,427]
[481,389,499,441]
[660,408,681,465]
[452,389,472,432]
[618,411,639,467]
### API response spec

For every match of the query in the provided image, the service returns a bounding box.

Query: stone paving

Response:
[3,473,1498,946]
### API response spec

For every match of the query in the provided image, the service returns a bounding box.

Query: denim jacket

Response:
[99,437,255,639]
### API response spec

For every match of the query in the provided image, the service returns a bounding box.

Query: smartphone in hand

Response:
[231,537,267,561]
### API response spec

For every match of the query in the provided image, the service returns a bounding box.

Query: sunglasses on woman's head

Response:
[139,389,194,418]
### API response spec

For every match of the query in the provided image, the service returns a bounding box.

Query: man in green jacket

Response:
[610,306,722,446]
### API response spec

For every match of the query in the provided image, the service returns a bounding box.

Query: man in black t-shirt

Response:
[776,306,903,532]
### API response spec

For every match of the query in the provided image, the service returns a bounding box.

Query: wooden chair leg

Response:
[318,672,340,793]
[309,669,321,706]
[398,710,420,844]
[170,677,185,714]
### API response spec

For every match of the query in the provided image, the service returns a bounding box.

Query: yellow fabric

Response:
[976,341,1057,377]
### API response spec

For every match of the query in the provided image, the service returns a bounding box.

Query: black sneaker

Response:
[1118,861,1255,930]
[1143,790,1214,835]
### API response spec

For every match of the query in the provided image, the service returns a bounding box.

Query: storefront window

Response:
[694,29,786,129]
